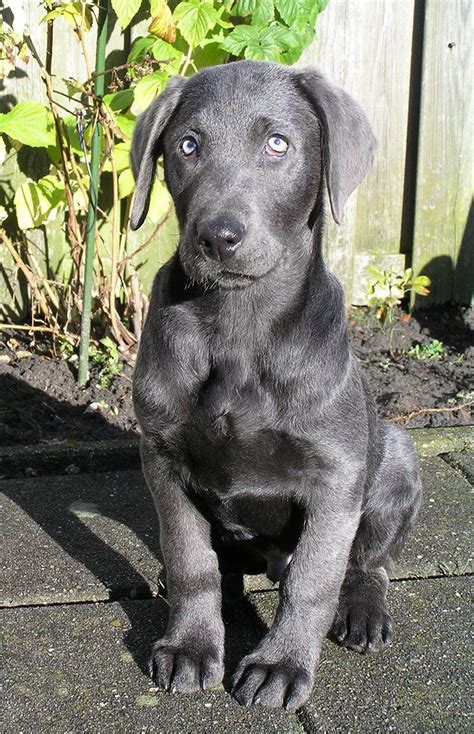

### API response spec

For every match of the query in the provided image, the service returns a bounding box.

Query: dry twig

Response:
[390,400,474,425]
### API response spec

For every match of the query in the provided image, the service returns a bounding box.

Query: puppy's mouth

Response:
[179,235,286,289]
[218,269,256,286]
[205,259,285,290]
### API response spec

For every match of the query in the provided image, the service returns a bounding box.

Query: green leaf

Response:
[103,89,134,112]
[221,25,259,55]
[275,23,311,63]
[222,23,298,61]
[128,36,156,63]
[368,265,383,277]
[0,136,5,166]
[15,184,38,230]
[14,174,65,229]
[0,102,56,148]
[133,70,169,112]
[65,77,86,98]
[111,0,143,29]
[245,37,281,62]
[413,275,431,287]
[114,114,136,140]
[251,0,275,26]
[192,40,227,70]
[275,0,326,25]
[61,114,83,154]
[234,0,259,16]
[173,0,219,48]
[103,141,131,173]
[267,23,298,50]
[151,38,184,70]
[114,142,132,172]
[14,181,45,229]
[147,178,172,223]
[42,2,93,31]
[118,168,135,198]
[274,0,297,24]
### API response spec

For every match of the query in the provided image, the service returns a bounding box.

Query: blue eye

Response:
[266,135,289,156]
[180,136,198,156]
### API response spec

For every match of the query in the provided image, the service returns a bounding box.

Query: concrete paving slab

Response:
[397,456,473,579]
[1,470,162,606]
[409,426,473,457]
[3,578,471,733]
[2,596,302,734]
[2,457,472,606]
[444,452,474,484]
[250,577,472,733]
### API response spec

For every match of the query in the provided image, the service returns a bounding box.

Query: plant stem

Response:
[180,45,193,76]
[78,0,109,386]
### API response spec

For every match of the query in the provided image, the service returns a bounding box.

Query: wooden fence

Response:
[1,0,472,315]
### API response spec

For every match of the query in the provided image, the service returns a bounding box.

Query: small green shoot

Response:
[408,339,444,360]
[58,335,76,361]
[89,336,122,389]
[367,266,431,356]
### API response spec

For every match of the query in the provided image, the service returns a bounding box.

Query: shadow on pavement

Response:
[1,372,269,686]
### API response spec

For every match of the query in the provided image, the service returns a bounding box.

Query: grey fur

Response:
[131,61,421,711]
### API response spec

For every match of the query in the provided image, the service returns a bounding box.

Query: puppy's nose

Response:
[197,217,244,263]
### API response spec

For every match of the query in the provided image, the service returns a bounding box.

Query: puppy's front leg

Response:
[141,438,224,693]
[233,487,361,711]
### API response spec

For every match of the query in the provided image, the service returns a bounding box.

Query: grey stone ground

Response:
[1,427,473,733]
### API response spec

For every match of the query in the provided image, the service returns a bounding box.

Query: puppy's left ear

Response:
[130,75,186,231]
[295,69,377,224]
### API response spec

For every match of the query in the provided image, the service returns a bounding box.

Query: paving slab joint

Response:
[438,452,474,484]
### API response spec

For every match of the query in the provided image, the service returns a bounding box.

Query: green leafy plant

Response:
[0,0,327,382]
[408,339,444,360]
[58,334,76,361]
[89,336,123,388]
[367,266,431,356]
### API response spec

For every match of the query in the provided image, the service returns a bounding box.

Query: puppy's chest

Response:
[182,366,314,487]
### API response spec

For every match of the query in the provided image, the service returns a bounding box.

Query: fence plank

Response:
[298,0,415,303]
[411,0,473,305]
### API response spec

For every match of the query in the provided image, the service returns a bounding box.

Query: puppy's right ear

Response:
[130,75,185,231]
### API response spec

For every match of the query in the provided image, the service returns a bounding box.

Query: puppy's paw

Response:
[232,653,314,711]
[149,637,224,693]
[330,602,393,654]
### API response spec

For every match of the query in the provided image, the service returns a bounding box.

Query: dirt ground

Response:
[0,305,472,446]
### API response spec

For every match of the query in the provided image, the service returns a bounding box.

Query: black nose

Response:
[197,216,244,263]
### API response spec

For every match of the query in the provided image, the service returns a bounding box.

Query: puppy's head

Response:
[131,61,376,287]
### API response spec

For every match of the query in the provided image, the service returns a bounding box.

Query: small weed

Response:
[367,266,431,356]
[438,560,471,577]
[448,390,474,407]
[89,337,122,389]
[408,339,444,360]
[58,335,76,361]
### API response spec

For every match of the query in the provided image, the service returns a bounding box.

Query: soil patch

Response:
[0,306,472,446]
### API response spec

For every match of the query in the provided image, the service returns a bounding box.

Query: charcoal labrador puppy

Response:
[130,60,421,711]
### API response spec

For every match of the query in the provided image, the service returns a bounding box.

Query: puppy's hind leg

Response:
[330,423,422,653]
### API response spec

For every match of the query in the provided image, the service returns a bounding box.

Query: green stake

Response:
[78,0,109,386]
